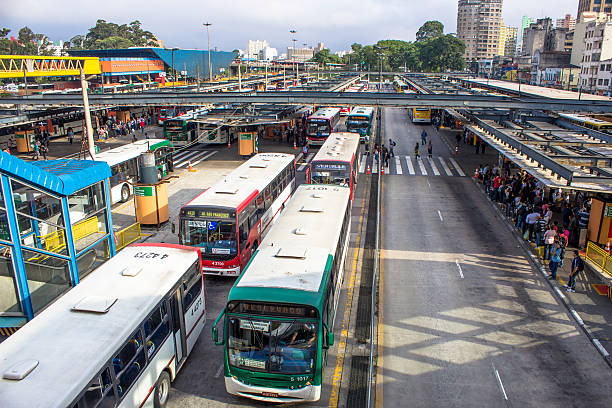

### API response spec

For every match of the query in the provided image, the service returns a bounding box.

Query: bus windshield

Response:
[181,218,237,260]
[346,117,370,134]
[228,317,317,374]
[311,169,350,186]
[307,121,331,136]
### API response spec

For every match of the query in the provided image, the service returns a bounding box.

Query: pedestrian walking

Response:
[427,141,433,158]
[67,127,74,145]
[421,129,427,145]
[145,132,149,140]
[364,142,370,157]
[547,242,563,280]
[39,143,48,160]
[388,138,396,157]
[302,144,308,157]
[383,146,389,168]
[543,226,556,260]
[565,250,584,292]
[374,146,380,166]
[32,140,40,160]
[475,138,481,154]
[414,142,420,158]
[132,133,137,142]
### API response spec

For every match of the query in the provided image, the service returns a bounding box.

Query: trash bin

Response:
[15,131,34,153]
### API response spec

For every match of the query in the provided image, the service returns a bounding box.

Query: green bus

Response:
[346,106,374,143]
[163,118,197,147]
[212,184,351,402]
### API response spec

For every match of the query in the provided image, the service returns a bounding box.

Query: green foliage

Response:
[334,20,464,73]
[416,21,444,42]
[67,19,158,50]
[310,48,341,65]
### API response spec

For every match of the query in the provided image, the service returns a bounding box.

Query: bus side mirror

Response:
[212,327,220,344]
[327,331,334,347]
[212,308,226,346]
[171,223,176,234]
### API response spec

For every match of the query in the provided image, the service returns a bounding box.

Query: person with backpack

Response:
[388,138,396,157]
[565,250,584,292]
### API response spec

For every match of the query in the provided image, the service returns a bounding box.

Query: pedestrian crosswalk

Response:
[359,155,466,177]
[173,149,217,168]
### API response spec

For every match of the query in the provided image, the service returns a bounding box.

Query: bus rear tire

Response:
[154,371,171,408]
[120,185,130,203]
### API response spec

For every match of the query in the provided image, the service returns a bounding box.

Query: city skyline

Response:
[1,0,580,52]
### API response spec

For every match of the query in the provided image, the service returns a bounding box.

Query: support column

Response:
[61,196,79,285]
[104,178,116,258]
[80,68,96,159]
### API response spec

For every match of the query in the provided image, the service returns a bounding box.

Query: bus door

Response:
[170,289,188,368]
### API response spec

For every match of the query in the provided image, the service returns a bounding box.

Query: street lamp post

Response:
[203,23,213,83]
[170,47,178,88]
[290,29,297,83]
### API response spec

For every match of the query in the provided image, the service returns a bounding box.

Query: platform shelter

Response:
[0,153,115,328]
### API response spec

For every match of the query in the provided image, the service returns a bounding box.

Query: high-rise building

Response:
[578,0,612,17]
[246,40,269,60]
[556,14,576,29]
[517,16,536,54]
[498,23,517,57]
[579,16,612,94]
[456,0,504,61]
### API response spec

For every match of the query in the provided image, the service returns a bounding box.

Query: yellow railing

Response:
[38,216,100,254]
[114,223,142,252]
[585,241,612,278]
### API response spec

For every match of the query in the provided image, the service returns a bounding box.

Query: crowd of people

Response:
[475,163,590,292]
[96,115,151,141]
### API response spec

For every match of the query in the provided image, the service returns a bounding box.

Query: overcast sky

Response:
[1,0,579,52]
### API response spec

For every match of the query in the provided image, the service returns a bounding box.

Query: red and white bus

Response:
[307,132,360,199]
[178,153,296,276]
[306,107,341,147]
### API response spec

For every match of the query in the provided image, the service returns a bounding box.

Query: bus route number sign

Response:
[134,186,154,197]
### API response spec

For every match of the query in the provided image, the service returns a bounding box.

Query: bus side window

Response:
[239,221,249,250]
[256,193,265,217]
[145,304,170,359]
[77,367,116,408]
[264,186,272,210]
[182,263,202,311]
[113,331,146,399]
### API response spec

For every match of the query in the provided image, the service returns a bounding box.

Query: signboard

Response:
[181,70,187,75]
[604,205,612,218]
[240,320,270,332]
[159,72,166,78]
[134,186,154,197]
[199,209,233,219]
[239,132,256,156]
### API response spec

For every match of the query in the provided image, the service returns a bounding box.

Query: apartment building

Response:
[456,0,503,61]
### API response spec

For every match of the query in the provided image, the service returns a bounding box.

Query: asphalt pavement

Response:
[378,108,612,407]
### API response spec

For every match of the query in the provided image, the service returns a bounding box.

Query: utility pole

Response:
[79,68,95,159]
[290,30,297,85]
[170,47,178,88]
[204,23,213,83]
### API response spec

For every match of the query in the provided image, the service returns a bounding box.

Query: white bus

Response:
[213,184,352,402]
[94,139,174,204]
[306,107,341,147]
[0,243,206,408]
[179,153,296,277]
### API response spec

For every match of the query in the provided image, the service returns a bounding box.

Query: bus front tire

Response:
[120,185,130,203]
[154,371,171,408]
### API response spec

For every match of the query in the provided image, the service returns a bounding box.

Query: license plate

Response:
[261,392,279,398]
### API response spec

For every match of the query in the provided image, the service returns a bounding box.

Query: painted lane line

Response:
[405,156,415,175]
[417,158,427,175]
[455,260,464,278]
[437,210,444,222]
[214,363,224,378]
[372,162,378,174]
[494,367,508,400]
[394,156,402,175]
[298,153,313,171]
[175,150,208,167]
[190,151,217,166]
[359,157,367,174]
[593,339,610,357]
[438,157,453,176]
[173,150,203,166]
[428,157,440,176]
[449,157,466,176]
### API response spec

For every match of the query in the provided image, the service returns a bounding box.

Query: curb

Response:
[470,177,612,369]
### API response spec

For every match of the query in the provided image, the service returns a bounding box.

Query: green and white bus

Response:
[346,107,374,143]
[212,184,351,403]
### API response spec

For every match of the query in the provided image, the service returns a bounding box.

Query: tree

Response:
[418,35,465,72]
[416,21,444,42]
[310,48,341,65]
[17,27,37,54]
[0,28,11,54]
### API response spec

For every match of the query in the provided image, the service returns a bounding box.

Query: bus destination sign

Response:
[313,163,348,171]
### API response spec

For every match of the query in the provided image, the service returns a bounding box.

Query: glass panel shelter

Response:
[0,153,115,329]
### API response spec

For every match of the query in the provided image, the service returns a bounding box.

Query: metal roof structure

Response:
[0,152,111,196]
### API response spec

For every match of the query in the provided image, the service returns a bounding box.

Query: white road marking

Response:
[437,210,443,222]
[395,156,402,175]
[493,366,508,400]
[449,157,466,176]
[372,162,378,174]
[190,151,217,166]
[175,150,209,167]
[405,156,415,175]
[455,259,464,278]
[214,364,224,378]
[428,157,440,176]
[359,157,367,174]
[298,153,313,171]
[417,158,427,175]
[438,157,453,176]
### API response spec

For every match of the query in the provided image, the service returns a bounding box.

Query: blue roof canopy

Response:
[0,152,111,196]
